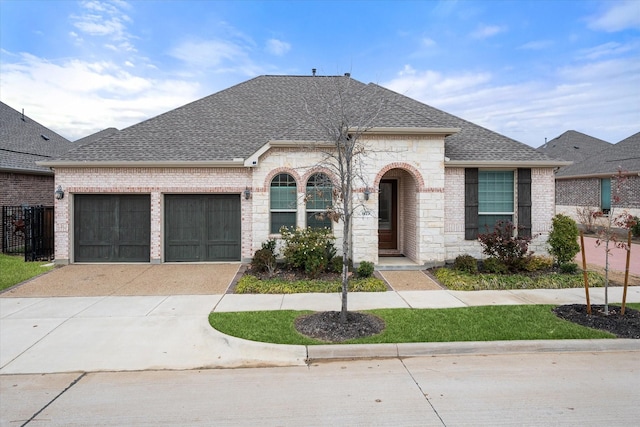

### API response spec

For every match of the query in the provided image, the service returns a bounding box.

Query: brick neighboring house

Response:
[547,131,640,222]
[1,101,76,207]
[39,75,565,265]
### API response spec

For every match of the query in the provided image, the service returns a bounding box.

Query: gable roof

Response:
[41,75,561,167]
[536,130,612,162]
[1,101,74,174]
[74,127,119,146]
[555,131,640,178]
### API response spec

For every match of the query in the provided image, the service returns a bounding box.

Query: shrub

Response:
[548,214,580,265]
[478,221,534,272]
[453,254,478,274]
[576,206,599,233]
[329,256,343,274]
[280,227,335,278]
[482,257,508,274]
[631,216,640,238]
[559,262,579,274]
[357,261,375,278]
[524,255,554,272]
[251,248,276,275]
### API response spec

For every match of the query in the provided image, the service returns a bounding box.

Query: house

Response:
[39,74,565,265]
[550,131,640,221]
[0,101,75,207]
[536,130,612,165]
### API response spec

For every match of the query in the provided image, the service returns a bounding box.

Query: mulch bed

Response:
[553,304,640,339]
[295,311,385,343]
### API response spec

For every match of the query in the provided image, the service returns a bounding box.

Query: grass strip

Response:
[0,254,54,291]
[209,304,640,345]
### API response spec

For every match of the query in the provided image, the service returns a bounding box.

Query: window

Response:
[270,173,297,233]
[601,178,611,214]
[306,173,333,229]
[478,170,514,232]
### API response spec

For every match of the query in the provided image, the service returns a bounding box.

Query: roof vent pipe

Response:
[344,72,351,77]
[312,68,316,76]
[21,109,25,121]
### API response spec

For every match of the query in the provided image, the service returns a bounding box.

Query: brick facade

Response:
[556,175,640,223]
[444,167,555,261]
[0,172,55,207]
[52,137,558,266]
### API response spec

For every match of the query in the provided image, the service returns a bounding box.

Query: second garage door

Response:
[165,194,241,262]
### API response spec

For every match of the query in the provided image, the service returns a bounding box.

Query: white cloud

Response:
[0,53,201,140]
[382,57,640,147]
[588,0,640,32]
[71,0,134,51]
[471,24,506,39]
[168,38,264,77]
[266,38,291,56]
[577,41,638,60]
[421,37,436,47]
[518,40,554,50]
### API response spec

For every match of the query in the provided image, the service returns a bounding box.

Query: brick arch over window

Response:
[373,163,425,191]
[262,168,302,192]
[301,167,339,187]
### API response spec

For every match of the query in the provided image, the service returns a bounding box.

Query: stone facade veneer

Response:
[53,136,558,266]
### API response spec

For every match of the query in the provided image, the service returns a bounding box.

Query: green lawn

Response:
[209,303,640,345]
[0,253,55,291]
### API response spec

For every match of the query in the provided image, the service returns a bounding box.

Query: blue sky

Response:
[1,0,639,147]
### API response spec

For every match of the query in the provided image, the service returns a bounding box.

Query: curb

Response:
[305,339,640,362]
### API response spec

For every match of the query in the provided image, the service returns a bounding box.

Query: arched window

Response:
[306,173,333,229]
[270,173,297,233]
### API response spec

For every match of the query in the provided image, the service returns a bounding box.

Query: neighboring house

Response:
[1,101,75,207]
[552,131,640,221]
[536,130,612,164]
[39,75,565,265]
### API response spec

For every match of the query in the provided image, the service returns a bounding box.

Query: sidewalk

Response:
[2,287,639,374]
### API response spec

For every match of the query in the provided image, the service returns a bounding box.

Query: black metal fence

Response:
[2,205,54,261]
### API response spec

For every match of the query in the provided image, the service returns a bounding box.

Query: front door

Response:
[378,180,397,250]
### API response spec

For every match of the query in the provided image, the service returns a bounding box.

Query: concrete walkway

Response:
[2,286,639,374]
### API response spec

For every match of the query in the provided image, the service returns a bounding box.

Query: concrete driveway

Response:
[1,263,242,297]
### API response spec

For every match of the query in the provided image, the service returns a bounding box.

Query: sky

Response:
[1,0,639,147]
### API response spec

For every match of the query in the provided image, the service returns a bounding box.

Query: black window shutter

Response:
[465,168,479,240]
[517,168,532,238]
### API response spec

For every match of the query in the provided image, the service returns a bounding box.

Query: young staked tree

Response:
[300,76,387,323]
[592,170,636,315]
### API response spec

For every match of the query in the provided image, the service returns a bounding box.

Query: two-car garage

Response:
[74,194,241,263]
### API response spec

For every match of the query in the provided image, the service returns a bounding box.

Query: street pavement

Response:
[2,352,639,426]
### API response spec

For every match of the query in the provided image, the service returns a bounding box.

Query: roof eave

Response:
[556,170,640,179]
[36,160,246,168]
[1,166,54,175]
[444,160,572,168]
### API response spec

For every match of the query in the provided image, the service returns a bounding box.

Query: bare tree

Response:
[300,76,386,323]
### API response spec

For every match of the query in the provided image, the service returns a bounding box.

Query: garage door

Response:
[165,195,241,262]
[74,195,151,262]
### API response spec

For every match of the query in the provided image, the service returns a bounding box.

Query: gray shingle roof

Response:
[49,75,559,164]
[555,131,640,178]
[1,101,74,173]
[536,130,612,162]
[74,127,119,146]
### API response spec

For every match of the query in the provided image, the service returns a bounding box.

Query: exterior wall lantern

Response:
[364,187,370,201]
[244,187,251,200]
[54,185,65,200]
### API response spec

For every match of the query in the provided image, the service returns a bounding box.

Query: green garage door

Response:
[165,195,241,262]
[74,195,150,262]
